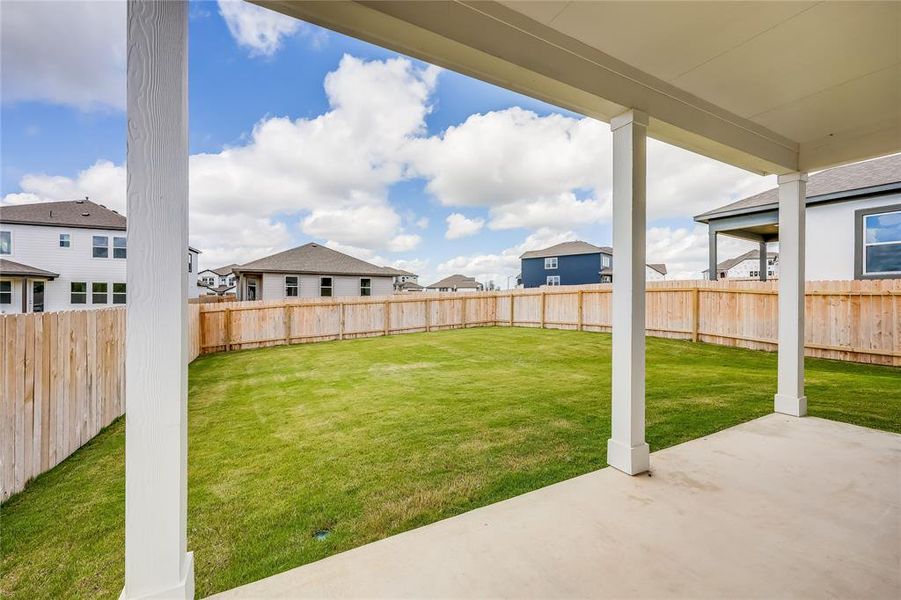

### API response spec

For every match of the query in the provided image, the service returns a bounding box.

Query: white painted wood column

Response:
[122,1,193,598]
[774,172,808,417]
[607,109,650,475]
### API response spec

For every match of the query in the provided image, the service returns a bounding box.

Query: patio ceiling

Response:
[256,0,900,175]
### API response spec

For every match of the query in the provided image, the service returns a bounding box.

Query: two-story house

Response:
[0,199,201,313]
[520,241,667,288]
[702,250,779,280]
[198,264,238,295]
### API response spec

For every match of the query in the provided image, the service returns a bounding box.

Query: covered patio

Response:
[211,414,901,599]
[121,2,900,598]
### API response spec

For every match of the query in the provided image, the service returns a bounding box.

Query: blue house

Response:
[520,241,613,288]
[520,240,667,288]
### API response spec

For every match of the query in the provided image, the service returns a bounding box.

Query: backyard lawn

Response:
[2,327,899,598]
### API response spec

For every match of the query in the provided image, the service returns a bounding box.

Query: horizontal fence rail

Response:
[2,279,898,501]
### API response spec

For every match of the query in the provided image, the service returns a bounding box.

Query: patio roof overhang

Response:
[119,3,899,598]
[255,0,901,175]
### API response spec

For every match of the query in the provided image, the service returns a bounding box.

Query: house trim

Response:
[853,202,901,280]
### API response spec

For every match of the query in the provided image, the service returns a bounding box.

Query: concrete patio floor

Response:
[211,414,901,599]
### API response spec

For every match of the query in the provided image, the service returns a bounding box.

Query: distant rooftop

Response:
[425,274,482,289]
[520,240,612,259]
[235,243,402,277]
[702,250,779,274]
[0,199,126,230]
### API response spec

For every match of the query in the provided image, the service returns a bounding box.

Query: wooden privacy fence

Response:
[3,279,898,500]
[195,279,900,366]
[1,309,125,501]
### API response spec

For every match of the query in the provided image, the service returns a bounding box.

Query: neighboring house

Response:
[695,153,901,281]
[520,241,667,287]
[425,274,483,292]
[392,269,419,292]
[198,264,238,295]
[232,243,399,300]
[702,250,779,280]
[0,199,201,313]
[396,280,424,293]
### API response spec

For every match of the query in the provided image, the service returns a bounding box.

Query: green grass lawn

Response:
[2,327,899,598]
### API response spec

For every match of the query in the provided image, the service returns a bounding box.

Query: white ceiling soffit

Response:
[255,1,901,175]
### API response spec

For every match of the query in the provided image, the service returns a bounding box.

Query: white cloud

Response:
[489,193,606,231]
[1,1,126,110]
[415,217,429,229]
[2,160,126,212]
[445,213,485,239]
[217,0,309,57]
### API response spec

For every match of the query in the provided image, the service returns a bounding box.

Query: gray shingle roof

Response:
[398,280,424,290]
[520,240,612,259]
[0,259,59,279]
[702,250,778,274]
[234,243,399,277]
[600,263,668,276]
[207,264,239,277]
[425,274,482,289]
[0,199,126,230]
[695,154,901,222]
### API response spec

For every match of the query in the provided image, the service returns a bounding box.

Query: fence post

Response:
[540,292,546,328]
[339,303,345,340]
[578,290,584,331]
[224,307,232,352]
[384,300,390,336]
[283,304,291,346]
[509,294,515,327]
[425,298,431,332]
[691,287,700,342]
[462,296,468,328]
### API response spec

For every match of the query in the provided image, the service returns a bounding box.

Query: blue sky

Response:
[1,1,770,284]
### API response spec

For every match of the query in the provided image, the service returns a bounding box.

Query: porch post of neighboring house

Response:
[607,109,650,475]
[122,2,193,599]
[708,230,718,280]
[759,241,768,282]
[774,172,808,417]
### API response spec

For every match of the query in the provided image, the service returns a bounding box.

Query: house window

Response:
[0,231,10,255]
[360,278,371,296]
[547,275,561,286]
[187,252,193,272]
[113,283,127,304]
[860,208,901,277]
[749,270,759,278]
[59,233,71,248]
[92,282,108,304]
[92,236,109,258]
[0,281,10,304]
[544,257,558,269]
[71,282,87,304]
[320,277,333,297]
[113,236,127,259]
[602,254,611,268]
[285,276,299,297]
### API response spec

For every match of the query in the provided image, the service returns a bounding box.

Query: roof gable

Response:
[520,240,612,259]
[426,274,481,289]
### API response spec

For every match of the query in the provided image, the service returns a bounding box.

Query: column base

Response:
[607,439,650,475]
[774,393,807,417]
[120,552,194,600]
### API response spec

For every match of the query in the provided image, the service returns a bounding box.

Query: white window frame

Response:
[113,283,127,304]
[92,282,108,304]
[0,280,11,304]
[92,235,109,259]
[71,282,87,304]
[861,208,901,276]
[113,236,127,259]
[602,254,611,268]
[285,276,299,297]
[544,256,558,269]
[320,276,333,297]
[546,275,561,286]
[0,230,11,255]
[360,277,372,297]
[59,233,71,248]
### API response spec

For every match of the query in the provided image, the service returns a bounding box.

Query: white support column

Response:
[122,2,193,599]
[774,172,808,417]
[607,109,650,475]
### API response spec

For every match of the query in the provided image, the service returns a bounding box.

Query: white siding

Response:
[187,249,200,298]
[724,258,778,279]
[259,273,393,300]
[0,223,127,313]
[806,192,901,280]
